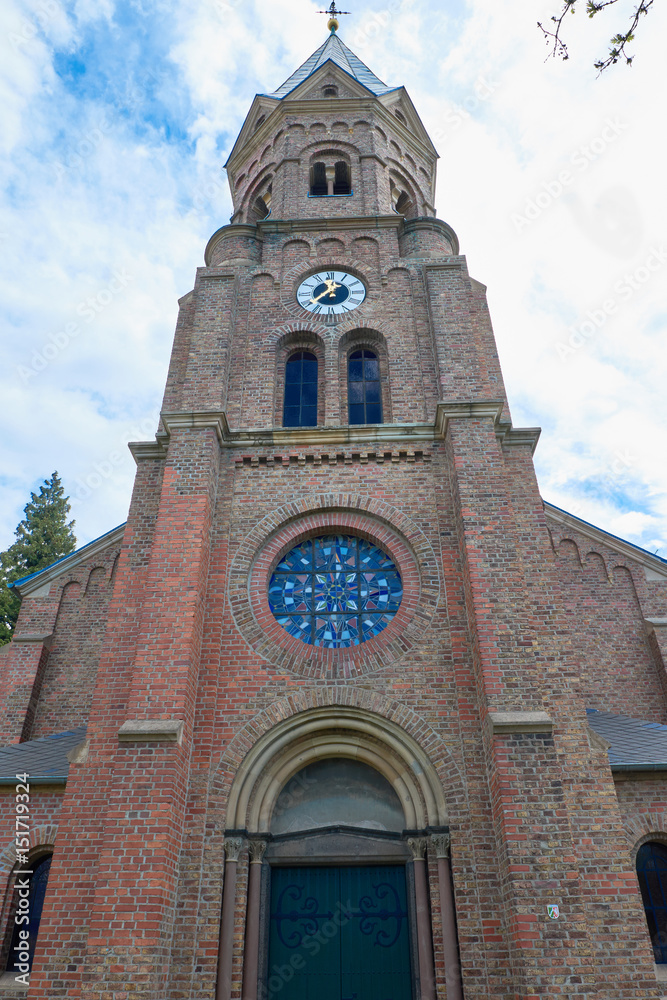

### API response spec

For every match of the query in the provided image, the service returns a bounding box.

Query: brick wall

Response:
[2,57,666,1000]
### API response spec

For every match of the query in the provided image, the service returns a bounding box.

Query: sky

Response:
[1,0,666,559]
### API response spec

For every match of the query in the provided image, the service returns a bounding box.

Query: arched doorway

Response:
[216,707,463,1000]
[266,758,414,1000]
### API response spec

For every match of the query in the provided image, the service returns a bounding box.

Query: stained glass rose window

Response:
[268,534,403,649]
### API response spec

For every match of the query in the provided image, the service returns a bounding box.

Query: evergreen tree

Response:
[0,472,76,646]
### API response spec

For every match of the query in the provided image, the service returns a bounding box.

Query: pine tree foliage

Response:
[0,473,76,646]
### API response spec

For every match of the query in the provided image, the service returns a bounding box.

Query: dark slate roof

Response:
[587,710,667,769]
[12,522,126,590]
[0,727,86,783]
[268,33,396,99]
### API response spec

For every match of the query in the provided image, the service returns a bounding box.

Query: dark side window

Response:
[6,855,52,973]
[637,841,667,963]
[348,349,382,425]
[283,351,318,427]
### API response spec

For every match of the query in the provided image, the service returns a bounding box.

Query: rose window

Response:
[268,534,403,649]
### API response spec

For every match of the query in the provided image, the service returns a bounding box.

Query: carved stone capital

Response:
[224,837,244,862]
[407,836,427,861]
[430,833,451,859]
[249,840,267,864]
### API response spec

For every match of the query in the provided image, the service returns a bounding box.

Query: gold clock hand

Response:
[310,281,341,304]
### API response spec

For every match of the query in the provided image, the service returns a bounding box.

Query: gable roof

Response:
[0,727,86,785]
[587,710,667,770]
[268,33,396,99]
[544,502,667,580]
[11,523,126,598]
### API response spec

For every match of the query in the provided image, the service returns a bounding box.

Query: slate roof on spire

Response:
[268,33,396,99]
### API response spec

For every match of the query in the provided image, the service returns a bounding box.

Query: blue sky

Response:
[1,0,666,557]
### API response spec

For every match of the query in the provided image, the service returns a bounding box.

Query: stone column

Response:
[408,837,436,1000]
[431,834,463,1000]
[242,840,267,1000]
[216,837,245,1000]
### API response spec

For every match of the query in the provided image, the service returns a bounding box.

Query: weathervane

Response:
[318,2,350,33]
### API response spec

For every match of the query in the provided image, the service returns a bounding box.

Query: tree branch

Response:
[538,0,654,71]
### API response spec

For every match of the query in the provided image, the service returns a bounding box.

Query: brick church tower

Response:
[2,17,667,1000]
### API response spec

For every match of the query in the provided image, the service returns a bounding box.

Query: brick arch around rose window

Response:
[227,494,441,679]
[274,329,326,428]
[337,327,392,425]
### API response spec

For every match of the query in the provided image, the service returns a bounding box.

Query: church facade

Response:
[2,24,667,1000]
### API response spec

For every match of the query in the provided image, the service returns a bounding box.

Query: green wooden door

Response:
[268,865,412,1000]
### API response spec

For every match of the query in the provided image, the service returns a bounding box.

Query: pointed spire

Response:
[269,33,395,99]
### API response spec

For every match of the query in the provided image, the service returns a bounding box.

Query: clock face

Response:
[297,271,366,317]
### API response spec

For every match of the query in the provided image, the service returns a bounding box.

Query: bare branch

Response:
[538,0,655,71]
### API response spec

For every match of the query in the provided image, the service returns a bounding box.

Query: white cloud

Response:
[0,0,665,562]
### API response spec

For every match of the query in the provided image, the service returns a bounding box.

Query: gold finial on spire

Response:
[318,2,350,33]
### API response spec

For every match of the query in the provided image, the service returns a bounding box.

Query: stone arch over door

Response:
[211,695,467,1000]
[225,704,449,833]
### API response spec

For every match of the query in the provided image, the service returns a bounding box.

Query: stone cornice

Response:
[403,217,460,255]
[118,719,184,744]
[645,618,667,633]
[11,632,54,648]
[13,524,126,598]
[259,214,404,235]
[161,410,231,444]
[128,404,542,461]
[545,503,667,580]
[203,217,461,267]
[489,711,554,734]
[434,402,541,453]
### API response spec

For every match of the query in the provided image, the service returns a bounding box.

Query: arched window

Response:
[283,351,318,427]
[271,758,405,835]
[310,162,327,197]
[637,841,667,963]
[253,196,269,221]
[348,349,382,425]
[333,160,351,195]
[5,855,52,974]
[395,191,412,216]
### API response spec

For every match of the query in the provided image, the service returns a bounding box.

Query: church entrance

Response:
[268,864,413,1000]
